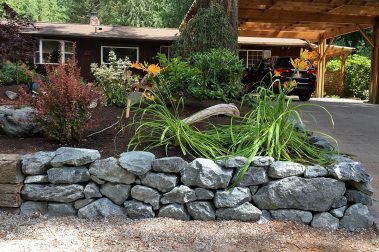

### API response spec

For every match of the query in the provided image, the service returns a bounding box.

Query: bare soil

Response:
[0,84,240,159]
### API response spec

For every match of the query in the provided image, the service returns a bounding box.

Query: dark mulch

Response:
[0,84,244,159]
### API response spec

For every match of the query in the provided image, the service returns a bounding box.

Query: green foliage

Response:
[188,48,244,101]
[128,82,336,186]
[91,51,138,106]
[335,31,372,57]
[4,0,193,28]
[156,53,202,98]
[174,4,238,58]
[0,61,35,85]
[327,55,371,100]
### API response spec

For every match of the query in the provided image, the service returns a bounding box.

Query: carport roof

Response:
[181,0,379,41]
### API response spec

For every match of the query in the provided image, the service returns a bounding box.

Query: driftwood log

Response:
[182,103,240,125]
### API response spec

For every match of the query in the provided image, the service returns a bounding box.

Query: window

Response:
[238,50,271,68]
[34,39,75,64]
[160,46,174,59]
[101,46,139,64]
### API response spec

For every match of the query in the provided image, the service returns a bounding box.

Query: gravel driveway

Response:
[0,212,378,252]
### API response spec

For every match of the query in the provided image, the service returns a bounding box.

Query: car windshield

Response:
[274,58,293,69]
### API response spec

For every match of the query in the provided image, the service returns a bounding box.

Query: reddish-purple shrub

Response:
[33,60,98,143]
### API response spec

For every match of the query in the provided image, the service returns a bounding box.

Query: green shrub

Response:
[326,55,371,100]
[156,53,202,98]
[91,51,139,106]
[0,61,35,85]
[174,4,238,58]
[188,48,244,101]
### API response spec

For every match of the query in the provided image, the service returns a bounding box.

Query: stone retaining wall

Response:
[15,147,375,231]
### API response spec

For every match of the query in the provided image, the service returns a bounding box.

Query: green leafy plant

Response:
[91,51,139,106]
[188,48,244,101]
[0,61,35,85]
[155,53,202,99]
[327,55,371,100]
[174,4,238,58]
[33,60,98,143]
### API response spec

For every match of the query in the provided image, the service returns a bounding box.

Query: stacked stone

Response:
[19,148,374,231]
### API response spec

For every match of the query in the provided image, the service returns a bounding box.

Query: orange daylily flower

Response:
[131,62,142,69]
[274,70,281,77]
[147,64,161,77]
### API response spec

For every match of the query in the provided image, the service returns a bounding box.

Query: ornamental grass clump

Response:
[33,60,98,143]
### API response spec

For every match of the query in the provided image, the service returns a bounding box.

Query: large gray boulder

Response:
[89,157,136,184]
[0,105,42,137]
[304,165,328,178]
[140,172,177,193]
[131,185,161,210]
[47,203,77,217]
[100,183,131,205]
[328,161,371,183]
[216,202,262,222]
[161,185,197,204]
[47,167,90,184]
[83,182,102,199]
[119,151,155,176]
[24,175,49,184]
[50,147,100,167]
[235,166,269,186]
[311,212,339,230]
[253,177,346,211]
[20,201,48,216]
[345,190,372,206]
[339,203,374,231]
[186,201,216,221]
[22,184,84,203]
[78,198,125,219]
[214,187,252,208]
[181,158,233,189]
[124,200,155,219]
[152,157,188,173]
[331,196,348,209]
[158,204,191,220]
[268,161,305,178]
[195,188,214,200]
[270,209,313,224]
[308,136,334,151]
[347,181,374,196]
[21,151,55,175]
[251,156,274,167]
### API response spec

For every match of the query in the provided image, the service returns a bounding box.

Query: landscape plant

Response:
[0,61,35,85]
[128,80,336,186]
[188,48,244,101]
[326,55,371,100]
[91,51,138,106]
[32,60,98,143]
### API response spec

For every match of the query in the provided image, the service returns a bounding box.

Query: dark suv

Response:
[242,57,316,101]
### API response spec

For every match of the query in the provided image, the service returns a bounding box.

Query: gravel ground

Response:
[0,211,378,252]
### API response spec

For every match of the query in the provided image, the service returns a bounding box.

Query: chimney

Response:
[90,11,100,26]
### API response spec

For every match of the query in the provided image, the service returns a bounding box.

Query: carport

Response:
[181,0,379,104]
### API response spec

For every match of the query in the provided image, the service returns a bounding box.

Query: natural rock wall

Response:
[16,147,375,231]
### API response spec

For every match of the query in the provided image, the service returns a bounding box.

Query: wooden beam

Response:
[238,9,376,25]
[339,53,348,97]
[305,39,320,57]
[369,21,379,104]
[357,24,375,48]
[316,35,327,98]
[238,29,321,40]
[320,37,335,62]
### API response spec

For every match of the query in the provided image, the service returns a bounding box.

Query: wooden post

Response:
[369,21,379,104]
[316,35,327,98]
[339,53,348,97]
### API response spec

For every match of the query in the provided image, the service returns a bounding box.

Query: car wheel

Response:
[298,93,312,101]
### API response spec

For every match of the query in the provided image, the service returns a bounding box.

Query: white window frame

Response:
[34,39,75,65]
[101,46,139,64]
[238,49,271,68]
[160,45,173,59]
